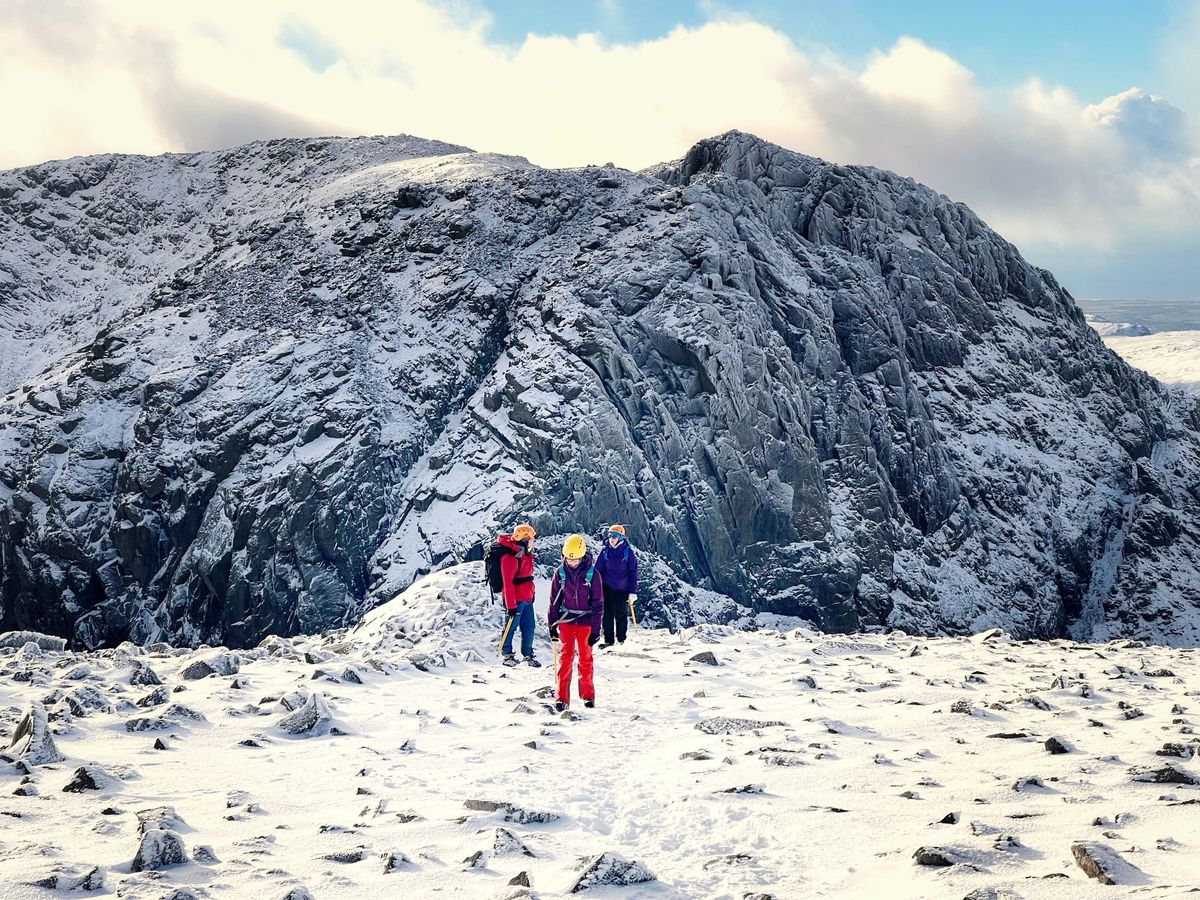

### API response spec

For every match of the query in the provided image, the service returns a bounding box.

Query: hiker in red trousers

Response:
[548,534,604,712]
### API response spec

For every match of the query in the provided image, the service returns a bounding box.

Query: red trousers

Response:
[556,623,594,704]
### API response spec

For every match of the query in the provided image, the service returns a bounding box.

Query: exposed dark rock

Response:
[689,652,719,666]
[1072,841,1136,885]
[130,828,187,871]
[696,717,786,735]
[912,846,957,866]
[381,850,412,873]
[5,703,63,765]
[1044,737,1072,754]
[62,766,104,792]
[1132,764,1199,785]
[277,693,332,735]
[570,853,656,892]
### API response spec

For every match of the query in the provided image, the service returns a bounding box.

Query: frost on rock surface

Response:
[3,131,1200,647]
[4,702,64,765]
[570,852,657,892]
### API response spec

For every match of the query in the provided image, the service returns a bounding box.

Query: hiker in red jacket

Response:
[548,533,604,711]
[498,523,541,667]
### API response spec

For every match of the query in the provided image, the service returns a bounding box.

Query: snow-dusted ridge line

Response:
[4,130,1200,649]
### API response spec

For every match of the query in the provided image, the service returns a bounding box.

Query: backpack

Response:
[483,541,516,595]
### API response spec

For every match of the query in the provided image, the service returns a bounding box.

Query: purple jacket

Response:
[548,553,604,635]
[595,540,638,593]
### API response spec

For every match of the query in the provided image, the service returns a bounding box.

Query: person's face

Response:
[607,536,619,548]
[566,556,582,568]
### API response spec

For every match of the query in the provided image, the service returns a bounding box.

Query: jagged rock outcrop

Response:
[3,131,1200,647]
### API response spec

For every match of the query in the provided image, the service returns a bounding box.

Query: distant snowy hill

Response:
[1,568,1198,897]
[5,132,1200,647]
[1099,328,1200,396]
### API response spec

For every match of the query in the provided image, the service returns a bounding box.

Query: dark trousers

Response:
[602,587,630,645]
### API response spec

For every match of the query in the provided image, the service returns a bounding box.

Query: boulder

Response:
[277,692,332,735]
[130,828,188,871]
[5,703,64,765]
[570,852,656,893]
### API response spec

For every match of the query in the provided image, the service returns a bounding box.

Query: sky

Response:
[0,0,1196,302]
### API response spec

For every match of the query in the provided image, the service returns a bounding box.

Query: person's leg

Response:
[579,632,595,702]
[557,626,576,703]
[602,588,617,645]
[614,591,629,643]
[519,602,535,657]
[500,610,517,656]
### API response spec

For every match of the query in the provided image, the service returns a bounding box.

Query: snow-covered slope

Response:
[1102,330,1200,395]
[2,566,1198,897]
[4,131,1200,648]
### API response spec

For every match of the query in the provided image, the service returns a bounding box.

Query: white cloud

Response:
[0,0,1196,267]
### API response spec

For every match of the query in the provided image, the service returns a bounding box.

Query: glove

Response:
[588,634,599,647]
[506,607,516,618]
[549,624,559,641]
[628,593,637,604]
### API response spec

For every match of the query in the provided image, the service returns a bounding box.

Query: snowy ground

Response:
[2,566,1198,899]
[1084,312,1200,395]
[1102,330,1200,395]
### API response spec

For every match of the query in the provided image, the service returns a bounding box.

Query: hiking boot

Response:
[600,642,614,649]
[524,656,542,668]
[554,700,568,713]
[502,654,519,667]
[583,699,595,709]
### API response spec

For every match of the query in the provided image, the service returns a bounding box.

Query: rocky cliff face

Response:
[3,131,1200,648]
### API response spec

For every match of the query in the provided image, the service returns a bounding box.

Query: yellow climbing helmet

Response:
[562,533,587,560]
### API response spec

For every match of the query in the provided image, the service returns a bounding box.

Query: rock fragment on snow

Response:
[689,651,719,666]
[1156,743,1196,759]
[1072,841,1137,885]
[381,850,412,873]
[912,846,957,866]
[570,852,656,892]
[695,717,785,735]
[1131,764,1199,785]
[128,662,162,686]
[492,827,535,857]
[1044,736,1072,754]
[4,703,64,765]
[130,828,188,871]
[0,632,67,651]
[277,693,332,735]
[62,766,106,792]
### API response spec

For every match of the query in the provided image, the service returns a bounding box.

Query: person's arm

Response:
[500,552,517,609]
[590,569,604,641]
[548,569,561,631]
[629,548,638,593]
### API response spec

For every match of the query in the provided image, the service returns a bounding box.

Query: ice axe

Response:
[628,596,638,630]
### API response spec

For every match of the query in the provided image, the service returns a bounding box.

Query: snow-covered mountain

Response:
[4,131,1200,648]
[1,567,1198,897]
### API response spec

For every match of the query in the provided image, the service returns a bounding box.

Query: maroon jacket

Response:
[548,553,604,635]
[498,534,535,609]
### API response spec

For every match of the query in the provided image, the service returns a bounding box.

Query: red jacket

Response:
[498,534,535,609]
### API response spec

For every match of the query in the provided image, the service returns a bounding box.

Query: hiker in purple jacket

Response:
[548,534,604,712]
[594,524,638,647]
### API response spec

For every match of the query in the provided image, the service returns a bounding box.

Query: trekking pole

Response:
[628,596,638,630]
[498,613,516,656]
